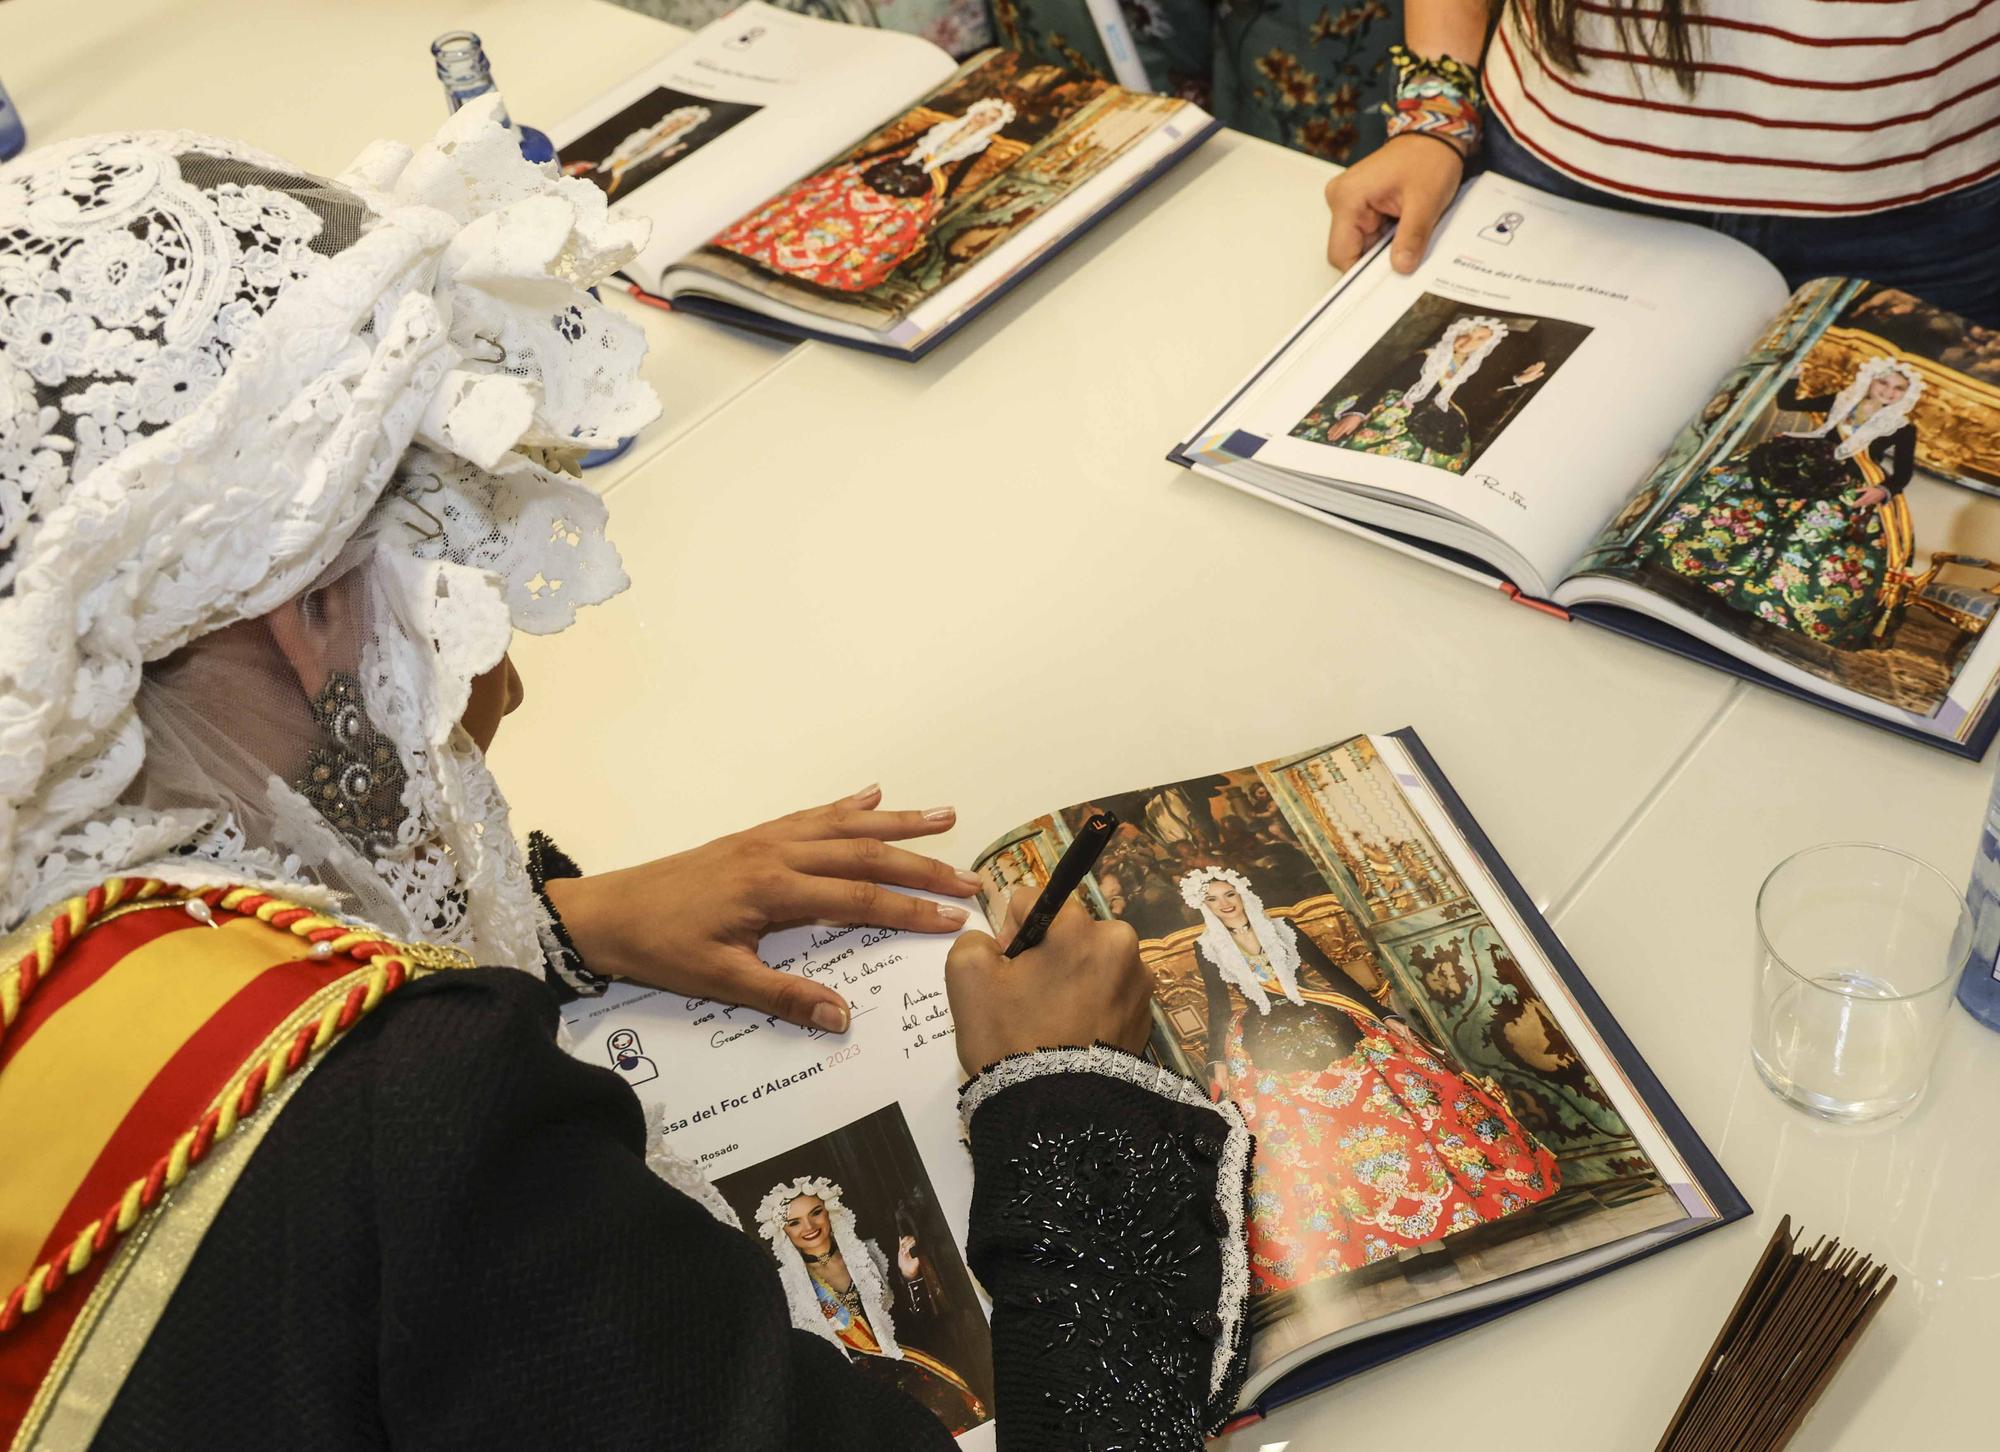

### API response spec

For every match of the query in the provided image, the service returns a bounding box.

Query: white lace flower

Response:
[210,182,323,246]
[1,286,95,386]
[210,297,262,352]
[0,360,65,478]
[66,411,132,487]
[129,344,222,426]
[57,229,170,328]
[237,236,308,292]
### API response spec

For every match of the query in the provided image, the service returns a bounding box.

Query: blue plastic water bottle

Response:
[0,81,27,162]
[430,31,555,166]
[1959,770,2000,1030]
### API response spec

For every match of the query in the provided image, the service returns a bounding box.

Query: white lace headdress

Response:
[1784,354,1924,462]
[0,99,659,968]
[908,99,1016,173]
[1178,866,1303,1016]
[1406,314,1509,412]
[756,1176,902,1360]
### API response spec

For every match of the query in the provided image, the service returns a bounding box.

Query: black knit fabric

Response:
[91,972,1241,1451]
[94,969,948,1451]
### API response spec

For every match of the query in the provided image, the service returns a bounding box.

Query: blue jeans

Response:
[1482,119,2000,329]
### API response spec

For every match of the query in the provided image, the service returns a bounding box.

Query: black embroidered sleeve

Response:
[524,830,611,1003]
[960,1045,1252,1452]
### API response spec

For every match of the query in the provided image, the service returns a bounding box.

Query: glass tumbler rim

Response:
[1755,840,1970,1002]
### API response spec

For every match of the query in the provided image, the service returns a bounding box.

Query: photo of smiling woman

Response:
[1178,866,1560,1292]
[715,1104,994,1437]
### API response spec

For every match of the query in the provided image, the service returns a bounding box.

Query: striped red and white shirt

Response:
[1483,1,2000,214]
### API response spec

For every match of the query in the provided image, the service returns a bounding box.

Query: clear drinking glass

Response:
[1753,843,1968,1122]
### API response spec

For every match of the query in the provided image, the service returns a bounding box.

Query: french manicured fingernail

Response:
[936,904,969,926]
[846,783,881,804]
[954,870,983,893]
[922,806,955,823]
[812,1001,849,1033]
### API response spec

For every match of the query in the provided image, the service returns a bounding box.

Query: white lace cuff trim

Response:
[957,1043,1250,1405]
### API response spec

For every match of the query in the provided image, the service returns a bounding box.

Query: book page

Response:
[560,906,997,1448]
[659,52,1196,336]
[1189,174,1789,593]
[1561,279,2000,743]
[968,734,1707,1399]
[551,2,956,289]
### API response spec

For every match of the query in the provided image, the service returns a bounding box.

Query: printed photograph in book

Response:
[560,85,763,198]
[1289,291,1593,475]
[1581,280,2000,715]
[971,738,1679,1358]
[694,51,1183,326]
[712,1102,996,1437]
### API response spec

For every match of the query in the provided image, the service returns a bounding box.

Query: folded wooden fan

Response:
[1656,1217,1895,1452]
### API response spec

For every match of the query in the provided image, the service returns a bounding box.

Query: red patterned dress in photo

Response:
[1225,1001,1560,1291]
[1180,866,1559,1294]
[708,98,1016,294]
[710,157,944,293]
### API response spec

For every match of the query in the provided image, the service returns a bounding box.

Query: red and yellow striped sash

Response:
[0,879,468,1448]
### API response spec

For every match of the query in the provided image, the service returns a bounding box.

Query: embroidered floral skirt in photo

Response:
[1225,1007,1560,1293]
[1646,450,1888,646]
[1293,389,1472,473]
[709,160,937,292]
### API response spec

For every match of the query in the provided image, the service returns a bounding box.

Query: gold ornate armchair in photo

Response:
[1878,550,2000,664]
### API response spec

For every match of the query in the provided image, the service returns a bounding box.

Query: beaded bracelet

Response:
[1382,43,1484,158]
[526,829,611,999]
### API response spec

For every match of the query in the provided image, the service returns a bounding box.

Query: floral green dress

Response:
[990,0,1403,163]
[1640,388,1919,647]
[1293,385,1473,471]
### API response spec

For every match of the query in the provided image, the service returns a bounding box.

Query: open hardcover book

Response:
[1175,174,2000,756]
[559,731,1744,1439]
[551,2,1216,358]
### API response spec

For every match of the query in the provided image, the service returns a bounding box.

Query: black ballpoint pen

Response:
[1002,810,1119,958]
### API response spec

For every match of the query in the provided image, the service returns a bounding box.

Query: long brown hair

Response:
[1521,0,1702,90]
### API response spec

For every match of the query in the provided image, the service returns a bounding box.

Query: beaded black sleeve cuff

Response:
[524,830,611,1002]
[959,1043,1254,1450]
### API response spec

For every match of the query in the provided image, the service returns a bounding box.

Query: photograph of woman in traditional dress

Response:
[1636,355,1924,647]
[560,85,762,199]
[1177,866,1561,1293]
[571,105,712,197]
[709,97,1016,294]
[1291,295,1591,474]
[714,1104,994,1436]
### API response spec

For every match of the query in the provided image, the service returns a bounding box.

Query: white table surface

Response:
[16,0,1993,1441]
[0,0,792,475]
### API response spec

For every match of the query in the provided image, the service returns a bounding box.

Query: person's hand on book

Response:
[943,890,1153,1075]
[1323,132,1465,274]
[542,785,981,1033]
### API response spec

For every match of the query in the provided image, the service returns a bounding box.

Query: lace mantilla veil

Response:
[757,1177,904,1359]
[0,99,659,972]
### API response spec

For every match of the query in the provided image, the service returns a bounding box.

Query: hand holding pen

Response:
[943,816,1153,1076]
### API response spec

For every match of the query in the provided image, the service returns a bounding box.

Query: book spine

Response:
[1499,582,1571,621]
